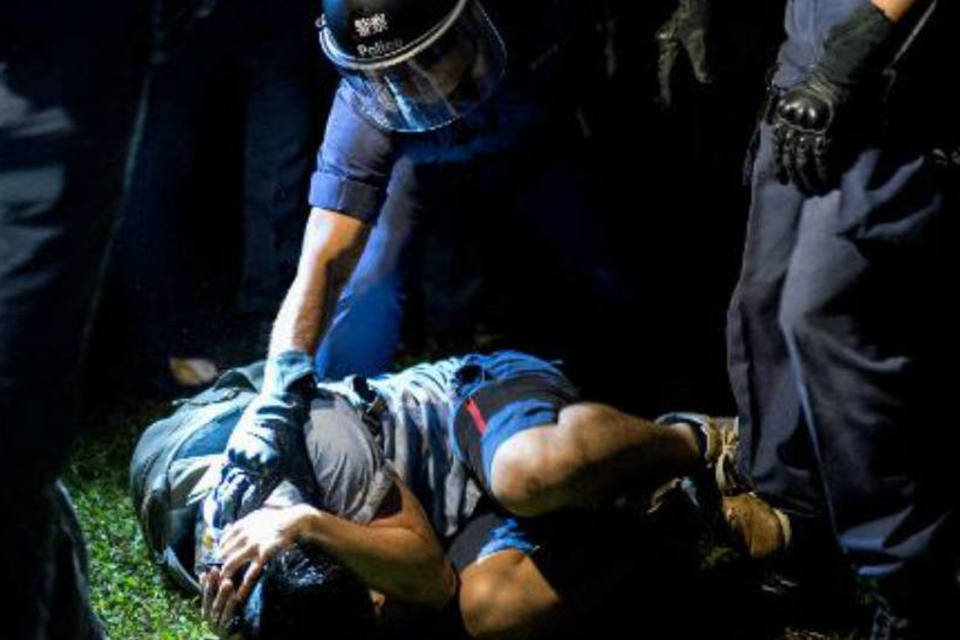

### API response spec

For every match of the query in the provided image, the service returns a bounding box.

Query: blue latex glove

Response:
[211,351,316,529]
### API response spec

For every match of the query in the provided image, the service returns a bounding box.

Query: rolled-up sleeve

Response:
[308,83,398,224]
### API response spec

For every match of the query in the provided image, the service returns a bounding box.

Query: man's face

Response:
[416,30,478,100]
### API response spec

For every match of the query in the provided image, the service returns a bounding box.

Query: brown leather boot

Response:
[722,492,791,560]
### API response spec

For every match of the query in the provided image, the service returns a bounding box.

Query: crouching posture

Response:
[196,351,784,638]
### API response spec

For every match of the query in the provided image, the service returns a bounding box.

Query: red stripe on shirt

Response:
[465,398,487,435]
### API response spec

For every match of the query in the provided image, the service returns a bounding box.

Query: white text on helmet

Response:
[357,38,405,58]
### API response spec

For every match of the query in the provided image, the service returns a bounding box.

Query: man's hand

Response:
[218,503,318,602]
[200,568,244,639]
[772,3,897,195]
[199,505,317,637]
[211,351,317,528]
[656,0,714,108]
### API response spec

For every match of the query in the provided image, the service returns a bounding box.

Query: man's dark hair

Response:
[242,544,376,639]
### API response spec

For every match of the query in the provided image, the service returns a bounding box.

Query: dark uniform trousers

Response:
[0,3,147,636]
[728,95,957,603]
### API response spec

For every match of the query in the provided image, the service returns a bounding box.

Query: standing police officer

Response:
[663,0,957,636]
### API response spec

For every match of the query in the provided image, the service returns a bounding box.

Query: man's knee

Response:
[489,427,558,517]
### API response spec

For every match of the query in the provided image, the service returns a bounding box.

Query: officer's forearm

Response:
[872,0,923,22]
[268,208,369,357]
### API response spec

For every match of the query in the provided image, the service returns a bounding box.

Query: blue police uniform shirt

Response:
[307,0,591,224]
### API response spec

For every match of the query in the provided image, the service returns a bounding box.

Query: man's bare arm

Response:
[268,207,370,357]
[296,482,457,609]
[215,481,456,611]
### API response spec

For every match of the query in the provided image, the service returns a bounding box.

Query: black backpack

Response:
[129,362,263,594]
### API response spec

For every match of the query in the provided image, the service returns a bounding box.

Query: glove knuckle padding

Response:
[801,103,820,129]
[779,98,800,122]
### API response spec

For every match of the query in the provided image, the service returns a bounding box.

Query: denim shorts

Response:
[449,350,579,492]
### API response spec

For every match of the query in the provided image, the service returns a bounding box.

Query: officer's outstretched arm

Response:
[270,207,370,357]
[207,209,370,530]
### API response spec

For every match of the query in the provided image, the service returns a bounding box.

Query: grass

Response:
[65,393,213,640]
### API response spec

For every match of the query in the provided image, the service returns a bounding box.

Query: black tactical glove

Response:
[772,3,897,195]
[656,0,714,108]
[210,350,317,528]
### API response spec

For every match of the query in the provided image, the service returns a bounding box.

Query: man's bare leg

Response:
[457,528,665,640]
[458,550,564,640]
[488,402,702,518]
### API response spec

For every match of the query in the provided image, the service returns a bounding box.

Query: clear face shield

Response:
[319,0,507,132]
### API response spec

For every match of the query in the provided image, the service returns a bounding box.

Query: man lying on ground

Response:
[198,350,788,638]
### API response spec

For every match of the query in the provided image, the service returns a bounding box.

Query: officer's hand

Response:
[211,351,317,528]
[772,75,847,196]
[771,3,897,195]
[211,444,285,530]
[656,0,714,108]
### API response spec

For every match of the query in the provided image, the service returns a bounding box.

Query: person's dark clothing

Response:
[727,0,958,617]
[108,0,328,372]
[1,2,149,637]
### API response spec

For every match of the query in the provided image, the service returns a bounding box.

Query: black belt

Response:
[345,375,389,438]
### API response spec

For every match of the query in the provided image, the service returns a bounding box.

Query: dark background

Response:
[53,3,876,637]
[83,0,787,419]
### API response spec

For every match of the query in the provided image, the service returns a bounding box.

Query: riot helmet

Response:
[318,0,507,132]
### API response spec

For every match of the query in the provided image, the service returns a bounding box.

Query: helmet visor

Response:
[320,0,506,132]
